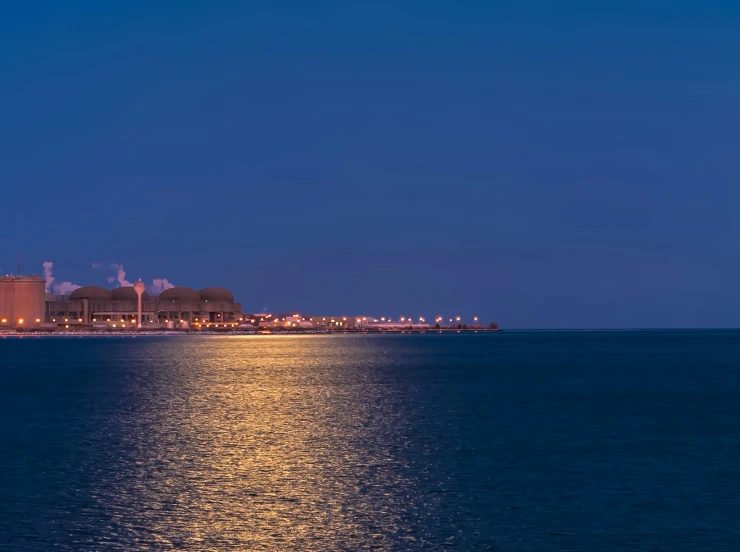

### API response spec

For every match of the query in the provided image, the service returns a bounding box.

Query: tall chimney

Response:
[133,279,146,329]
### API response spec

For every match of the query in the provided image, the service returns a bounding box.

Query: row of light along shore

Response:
[0,274,499,332]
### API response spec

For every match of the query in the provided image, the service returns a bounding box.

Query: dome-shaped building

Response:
[69,286,113,301]
[45,280,240,329]
[111,286,149,302]
[157,286,200,302]
[198,287,234,302]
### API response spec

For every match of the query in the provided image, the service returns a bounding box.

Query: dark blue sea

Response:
[1,331,739,550]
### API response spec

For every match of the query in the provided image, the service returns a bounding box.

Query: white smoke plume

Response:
[149,278,174,295]
[93,262,132,287]
[55,281,81,295]
[111,264,132,287]
[43,261,54,293]
[92,261,174,293]
[42,261,80,295]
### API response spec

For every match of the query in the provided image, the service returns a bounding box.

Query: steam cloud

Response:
[92,261,174,294]
[44,261,175,297]
[110,264,132,287]
[55,282,82,295]
[149,278,174,295]
[93,262,132,287]
[43,262,54,293]
[42,261,81,295]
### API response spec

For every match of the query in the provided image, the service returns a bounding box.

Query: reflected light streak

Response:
[93,337,431,549]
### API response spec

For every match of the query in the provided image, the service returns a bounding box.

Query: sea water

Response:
[1,331,739,550]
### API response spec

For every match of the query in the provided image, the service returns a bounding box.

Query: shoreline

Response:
[0,328,501,337]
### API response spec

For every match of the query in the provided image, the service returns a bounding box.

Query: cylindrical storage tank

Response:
[0,276,46,329]
[0,280,11,327]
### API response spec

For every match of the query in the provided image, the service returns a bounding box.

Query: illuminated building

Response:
[266,314,313,328]
[0,275,46,329]
[306,316,428,330]
[45,286,241,328]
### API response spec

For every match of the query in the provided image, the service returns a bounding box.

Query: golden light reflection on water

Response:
[94,336,439,550]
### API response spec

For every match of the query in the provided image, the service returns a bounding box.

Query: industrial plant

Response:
[1,274,241,330]
[1,267,495,332]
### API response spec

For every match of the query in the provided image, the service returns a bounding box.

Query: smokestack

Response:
[134,279,146,329]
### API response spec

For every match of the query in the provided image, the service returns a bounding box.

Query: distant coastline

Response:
[0,327,502,337]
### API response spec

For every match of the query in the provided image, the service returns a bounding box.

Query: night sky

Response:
[2,1,738,328]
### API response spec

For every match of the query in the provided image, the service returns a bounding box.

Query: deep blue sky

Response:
[2,1,738,328]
